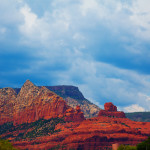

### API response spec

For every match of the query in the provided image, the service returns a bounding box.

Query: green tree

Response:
[118,144,137,150]
[137,137,150,150]
[0,138,17,150]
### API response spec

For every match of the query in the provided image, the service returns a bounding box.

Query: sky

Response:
[1,0,150,112]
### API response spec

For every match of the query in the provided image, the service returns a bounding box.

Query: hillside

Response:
[1,102,150,150]
[1,81,150,149]
[14,85,101,118]
[125,112,150,122]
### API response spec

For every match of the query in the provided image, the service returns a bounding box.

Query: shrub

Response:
[137,137,150,150]
[118,144,137,150]
[0,138,17,150]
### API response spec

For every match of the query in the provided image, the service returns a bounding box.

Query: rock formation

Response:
[104,102,117,111]
[14,85,101,118]
[11,115,150,150]
[65,97,101,118]
[98,102,126,118]
[0,88,17,125]
[65,106,85,122]
[44,86,101,118]
[0,80,85,126]
[1,81,150,150]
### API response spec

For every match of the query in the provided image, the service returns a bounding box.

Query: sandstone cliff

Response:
[9,105,150,150]
[0,88,17,125]
[1,88,150,150]
[0,80,85,126]
[98,102,126,118]
[2,81,150,150]
[45,86,101,118]
[65,97,101,118]
[14,85,101,118]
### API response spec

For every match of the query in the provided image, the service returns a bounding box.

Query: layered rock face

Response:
[0,88,17,125]
[65,97,101,118]
[13,80,68,125]
[1,90,150,150]
[13,103,149,149]
[65,106,85,122]
[0,80,85,125]
[104,102,117,111]
[14,85,101,118]
[45,86,101,118]
[2,81,150,150]
[12,114,150,150]
[98,102,126,118]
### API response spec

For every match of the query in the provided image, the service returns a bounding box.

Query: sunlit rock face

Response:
[13,80,68,125]
[13,80,85,125]
[12,115,150,150]
[0,80,85,126]
[1,90,150,150]
[0,88,17,125]
[65,106,85,122]
[104,102,117,111]
[14,85,101,118]
[98,102,126,118]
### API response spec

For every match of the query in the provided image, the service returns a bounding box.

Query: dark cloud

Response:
[86,27,150,74]
[1,0,150,111]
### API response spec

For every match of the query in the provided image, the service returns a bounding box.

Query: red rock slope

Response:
[1,82,150,150]
[12,103,150,150]
[0,80,85,126]
[0,88,17,125]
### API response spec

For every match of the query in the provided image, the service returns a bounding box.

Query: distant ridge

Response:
[14,85,86,100]
[45,86,86,101]
[125,112,150,122]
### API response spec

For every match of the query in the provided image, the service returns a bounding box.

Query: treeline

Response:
[118,137,150,150]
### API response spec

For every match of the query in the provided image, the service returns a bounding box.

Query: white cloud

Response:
[1,0,150,112]
[19,3,72,47]
[17,0,150,51]
[0,27,6,40]
[0,27,6,34]
[19,4,50,45]
[54,57,150,111]
[121,104,145,112]
[20,5,37,30]
[129,0,150,40]
[0,0,23,25]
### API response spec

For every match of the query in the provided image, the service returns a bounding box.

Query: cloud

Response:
[17,0,150,74]
[120,104,146,113]
[0,0,23,25]
[130,0,150,40]
[19,3,73,47]
[0,27,6,34]
[54,57,150,111]
[1,0,150,112]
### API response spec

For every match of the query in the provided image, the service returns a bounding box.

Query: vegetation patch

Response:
[121,122,130,127]
[118,144,137,150]
[0,118,65,141]
[0,122,14,135]
[118,137,150,150]
[0,138,18,150]
[137,137,150,150]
